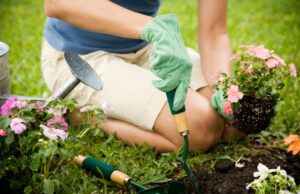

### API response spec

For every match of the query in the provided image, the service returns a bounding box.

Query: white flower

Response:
[253,163,270,180]
[235,162,245,168]
[101,102,111,114]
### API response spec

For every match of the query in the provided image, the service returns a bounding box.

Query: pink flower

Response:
[0,129,7,137]
[289,63,297,77]
[265,59,279,68]
[223,101,233,115]
[0,97,18,115]
[35,102,45,110]
[228,52,240,62]
[47,115,68,131]
[245,68,254,74]
[40,124,67,141]
[247,45,270,60]
[47,108,66,117]
[11,100,28,109]
[272,54,286,66]
[10,118,26,134]
[227,85,244,103]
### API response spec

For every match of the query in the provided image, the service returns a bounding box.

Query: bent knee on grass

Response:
[154,89,225,152]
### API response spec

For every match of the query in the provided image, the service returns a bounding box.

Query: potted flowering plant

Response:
[212,45,297,134]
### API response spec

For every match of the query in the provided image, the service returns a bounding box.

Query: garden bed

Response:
[178,146,300,194]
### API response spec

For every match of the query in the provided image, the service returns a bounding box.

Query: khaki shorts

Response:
[41,40,207,130]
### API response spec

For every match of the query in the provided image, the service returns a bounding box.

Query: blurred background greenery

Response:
[0,0,299,133]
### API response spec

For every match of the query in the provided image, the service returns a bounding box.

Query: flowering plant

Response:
[0,97,106,193]
[0,97,75,141]
[246,163,300,193]
[212,45,297,133]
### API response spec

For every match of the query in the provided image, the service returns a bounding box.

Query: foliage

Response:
[0,98,108,193]
[246,163,300,194]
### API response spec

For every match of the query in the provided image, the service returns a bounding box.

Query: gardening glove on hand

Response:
[141,14,192,112]
[211,90,233,120]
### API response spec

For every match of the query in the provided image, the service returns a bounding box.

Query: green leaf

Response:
[5,131,15,145]
[0,117,11,129]
[43,179,54,194]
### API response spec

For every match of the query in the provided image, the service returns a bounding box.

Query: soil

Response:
[233,95,276,134]
[179,147,300,194]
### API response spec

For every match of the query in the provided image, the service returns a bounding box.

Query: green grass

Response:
[0,0,299,193]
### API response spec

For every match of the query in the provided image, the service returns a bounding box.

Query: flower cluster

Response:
[213,45,297,117]
[0,97,70,141]
[246,163,299,193]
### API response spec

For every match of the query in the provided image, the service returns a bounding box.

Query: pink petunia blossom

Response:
[0,129,7,137]
[11,100,28,109]
[227,85,244,103]
[272,54,286,66]
[289,63,297,77]
[247,45,270,60]
[228,51,241,62]
[223,101,233,115]
[245,68,254,74]
[10,118,26,134]
[40,124,67,141]
[47,115,68,131]
[265,59,279,69]
[47,108,66,117]
[35,102,45,110]
[0,97,18,115]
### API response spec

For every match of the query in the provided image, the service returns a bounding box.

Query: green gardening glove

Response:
[141,14,192,112]
[211,90,233,120]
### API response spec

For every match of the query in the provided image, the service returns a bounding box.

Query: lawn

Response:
[0,0,299,193]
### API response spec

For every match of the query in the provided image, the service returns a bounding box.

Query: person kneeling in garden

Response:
[42,0,294,152]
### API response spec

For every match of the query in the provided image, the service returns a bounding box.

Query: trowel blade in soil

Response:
[64,52,103,91]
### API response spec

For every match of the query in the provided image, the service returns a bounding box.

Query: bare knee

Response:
[185,99,225,151]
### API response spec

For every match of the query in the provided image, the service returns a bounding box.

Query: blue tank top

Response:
[44,0,161,54]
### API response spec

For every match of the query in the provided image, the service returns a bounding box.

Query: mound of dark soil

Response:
[182,148,300,194]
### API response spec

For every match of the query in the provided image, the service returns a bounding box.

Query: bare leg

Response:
[69,88,225,153]
[101,119,177,152]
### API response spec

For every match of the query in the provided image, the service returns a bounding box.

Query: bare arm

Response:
[198,0,232,86]
[44,0,152,39]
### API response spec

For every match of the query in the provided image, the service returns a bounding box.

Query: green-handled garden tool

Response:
[166,89,200,194]
[74,155,186,194]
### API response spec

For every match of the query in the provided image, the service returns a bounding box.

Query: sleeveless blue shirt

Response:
[44,0,161,54]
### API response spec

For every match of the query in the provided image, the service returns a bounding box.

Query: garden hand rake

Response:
[0,52,102,103]
[166,88,200,194]
[74,155,186,194]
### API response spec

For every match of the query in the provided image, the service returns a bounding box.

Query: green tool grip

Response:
[166,88,186,115]
[74,155,130,186]
[166,88,189,134]
[82,157,115,180]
